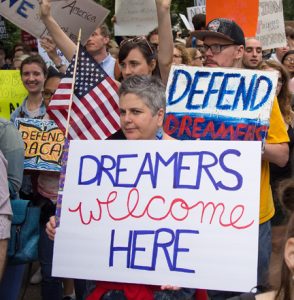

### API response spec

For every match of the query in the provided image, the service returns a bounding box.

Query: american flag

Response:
[47,45,120,140]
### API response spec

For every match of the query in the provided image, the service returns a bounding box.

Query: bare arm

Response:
[40,36,67,73]
[262,142,289,167]
[156,0,173,86]
[39,0,76,61]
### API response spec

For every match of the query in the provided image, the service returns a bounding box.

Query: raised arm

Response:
[156,0,173,85]
[39,0,76,61]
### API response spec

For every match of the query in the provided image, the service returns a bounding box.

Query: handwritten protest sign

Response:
[180,14,194,32]
[114,0,157,36]
[0,70,27,120]
[206,0,259,37]
[255,0,287,50]
[0,0,109,45]
[187,6,206,28]
[15,118,65,171]
[52,140,260,292]
[164,66,277,141]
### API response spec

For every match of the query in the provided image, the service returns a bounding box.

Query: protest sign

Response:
[180,14,194,32]
[206,0,259,37]
[255,0,287,50]
[187,6,206,27]
[114,0,158,36]
[0,16,9,39]
[195,0,206,5]
[164,65,277,141]
[0,70,27,120]
[15,118,65,171]
[52,140,260,292]
[0,0,109,45]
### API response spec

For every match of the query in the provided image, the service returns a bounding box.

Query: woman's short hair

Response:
[119,75,166,115]
[20,55,48,77]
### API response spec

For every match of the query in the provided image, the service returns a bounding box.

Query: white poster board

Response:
[0,0,109,45]
[187,6,206,27]
[164,65,277,141]
[255,0,287,50]
[53,140,260,292]
[179,14,194,32]
[114,0,158,36]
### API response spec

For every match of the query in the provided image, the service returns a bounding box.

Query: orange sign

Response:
[206,0,259,37]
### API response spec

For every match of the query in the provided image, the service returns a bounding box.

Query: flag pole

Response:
[65,28,82,139]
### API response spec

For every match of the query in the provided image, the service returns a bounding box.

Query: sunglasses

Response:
[120,36,154,54]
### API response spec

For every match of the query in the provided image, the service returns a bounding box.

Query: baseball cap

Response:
[192,18,245,46]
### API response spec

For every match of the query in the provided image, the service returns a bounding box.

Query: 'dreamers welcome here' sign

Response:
[53,140,260,292]
[164,66,278,141]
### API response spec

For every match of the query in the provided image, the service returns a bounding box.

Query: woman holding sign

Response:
[46,75,197,300]
[39,0,173,86]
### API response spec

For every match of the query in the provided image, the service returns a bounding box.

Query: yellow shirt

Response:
[259,97,289,223]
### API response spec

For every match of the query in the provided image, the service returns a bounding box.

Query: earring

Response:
[156,127,163,140]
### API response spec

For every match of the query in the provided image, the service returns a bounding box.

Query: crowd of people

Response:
[0,0,294,299]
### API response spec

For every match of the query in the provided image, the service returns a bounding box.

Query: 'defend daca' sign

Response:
[52,140,260,292]
[164,65,278,141]
[15,118,65,171]
[0,0,109,45]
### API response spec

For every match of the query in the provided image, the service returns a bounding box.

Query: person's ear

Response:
[149,59,156,72]
[235,45,244,60]
[284,237,294,272]
[156,108,165,127]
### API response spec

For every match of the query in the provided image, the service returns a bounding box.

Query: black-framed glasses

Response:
[120,36,154,54]
[203,43,235,54]
[42,89,56,100]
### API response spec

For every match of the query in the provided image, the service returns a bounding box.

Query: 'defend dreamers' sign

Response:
[53,140,261,292]
[164,66,278,141]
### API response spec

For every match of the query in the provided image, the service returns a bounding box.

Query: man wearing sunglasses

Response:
[193,18,289,300]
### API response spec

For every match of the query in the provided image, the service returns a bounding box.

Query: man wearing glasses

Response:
[194,18,245,68]
[193,18,289,300]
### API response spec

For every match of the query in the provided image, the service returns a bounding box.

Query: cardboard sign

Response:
[0,0,109,45]
[206,0,259,37]
[187,6,206,28]
[52,140,260,292]
[255,0,287,50]
[15,118,65,171]
[114,0,158,36]
[0,70,27,120]
[180,14,194,32]
[164,66,277,141]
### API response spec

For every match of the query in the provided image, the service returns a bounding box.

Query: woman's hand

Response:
[46,215,57,240]
[39,0,52,20]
